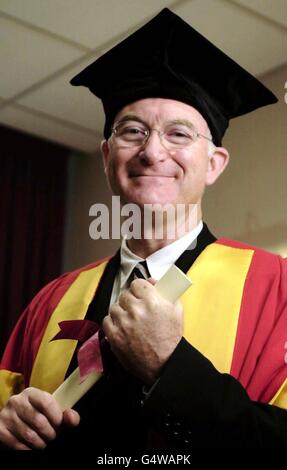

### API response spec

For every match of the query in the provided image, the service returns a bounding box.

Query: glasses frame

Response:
[110,119,213,151]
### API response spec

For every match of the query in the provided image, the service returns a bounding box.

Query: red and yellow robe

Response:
[1,234,287,451]
[1,237,287,410]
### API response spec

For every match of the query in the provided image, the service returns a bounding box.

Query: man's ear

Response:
[205,146,229,186]
[101,140,110,173]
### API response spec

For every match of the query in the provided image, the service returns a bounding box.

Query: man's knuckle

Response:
[1,414,14,430]
[109,304,117,315]
[7,395,18,408]
[131,304,142,317]
[41,391,54,408]
[33,413,46,430]
[148,296,158,310]
[23,387,35,396]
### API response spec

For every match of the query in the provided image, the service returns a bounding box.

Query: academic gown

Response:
[1,224,287,456]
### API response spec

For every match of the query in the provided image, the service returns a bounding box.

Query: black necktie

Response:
[132,260,150,280]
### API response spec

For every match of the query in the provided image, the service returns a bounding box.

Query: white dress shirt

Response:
[110,221,203,305]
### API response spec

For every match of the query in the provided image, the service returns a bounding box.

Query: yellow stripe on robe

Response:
[0,370,24,410]
[182,243,254,374]
[270,377,287,408]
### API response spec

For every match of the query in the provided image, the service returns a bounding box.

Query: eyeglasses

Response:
[110,120,212,151]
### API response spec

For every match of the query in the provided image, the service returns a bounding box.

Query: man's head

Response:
[101,98,229,215]
[70,8,277,218]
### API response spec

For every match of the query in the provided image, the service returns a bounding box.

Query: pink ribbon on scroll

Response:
[52,320,104,381]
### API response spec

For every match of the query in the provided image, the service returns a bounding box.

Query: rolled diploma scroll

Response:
[53,264,192,411]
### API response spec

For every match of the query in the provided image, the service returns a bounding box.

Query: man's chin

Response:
[124,196,177,208]
[120,189,179,206]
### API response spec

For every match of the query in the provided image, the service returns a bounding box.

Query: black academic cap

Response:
[70,8,277,146]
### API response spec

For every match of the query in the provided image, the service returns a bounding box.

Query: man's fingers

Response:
[11,421,47,449]
[3,409,47,449]
[0,422,31,450]
[14,401,57,443]
[129,278,154,299]
[0,388,81,450]
[26,388,63,428]
[62,409,80,428]
[102,313,116,337]
[118,289,140,311]
[4,388,62,448]
[107,303,125,326]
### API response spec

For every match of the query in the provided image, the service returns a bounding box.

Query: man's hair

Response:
[207,129,216,157]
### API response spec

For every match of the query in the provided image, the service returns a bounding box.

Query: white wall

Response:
[63,64,287,273]
[203,63,287,254]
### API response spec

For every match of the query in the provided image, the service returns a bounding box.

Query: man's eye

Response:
[172,131,188,137]
[167,129,191,139]
[119,126,146,138]
[124,127,144,134]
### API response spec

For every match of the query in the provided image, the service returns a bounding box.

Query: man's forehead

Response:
[115,97,208,129]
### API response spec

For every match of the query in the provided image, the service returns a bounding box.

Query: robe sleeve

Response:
[0,259,106,410]
[0,273,73,410]
[144,338,287,451]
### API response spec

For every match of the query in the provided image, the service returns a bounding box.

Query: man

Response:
[1,8,287,455]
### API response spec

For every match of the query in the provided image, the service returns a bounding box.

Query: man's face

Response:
[102,98,225,209]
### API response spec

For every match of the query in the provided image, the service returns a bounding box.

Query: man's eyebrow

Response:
[115,115,197,129]
[166,119,196,129]
[115,114,147,125]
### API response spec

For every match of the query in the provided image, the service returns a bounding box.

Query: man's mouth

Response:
[129,173,175,178]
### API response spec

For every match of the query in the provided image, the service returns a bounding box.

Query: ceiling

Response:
[1,0,286,154]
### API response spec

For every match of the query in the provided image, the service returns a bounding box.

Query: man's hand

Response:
[0,387,80,450]
[103,278,183,385]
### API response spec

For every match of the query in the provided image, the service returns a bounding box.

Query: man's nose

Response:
[139,131,168,163]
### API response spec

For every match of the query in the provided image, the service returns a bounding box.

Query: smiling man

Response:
[1,8,287,457]
[101,97,228,255]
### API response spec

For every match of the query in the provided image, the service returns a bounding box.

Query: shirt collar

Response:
[119,221,203,288]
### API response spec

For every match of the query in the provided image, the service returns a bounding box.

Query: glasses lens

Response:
[113,121,147,147]
[163,125,196,149]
